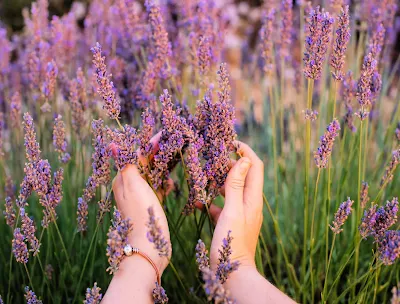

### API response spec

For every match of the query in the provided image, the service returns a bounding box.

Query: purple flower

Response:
[4,197,16,227]
[359,198,399,239]
[42,59,58,102]
[10,92,22,128]
[396,123,400,142]
[195,239,210,271]
[53,115,70,163]
[304,7,335,80]
[377,230,400,265]
[330,197,353,234]
[314,119,341,168]
[303,109,319,121]
[0,112,4,157]
[342,71,357,132]
[380,148,400,187]
[23,113,41,164]
[202,267,234,304]
[84,282,103,304]
[137,108,155,159]
[45,264,53,280]
[197,34,212,82]
[91,42,121,120]
[16,178,33,208]
[77,197,89,232]
[280,0,293,60]
[368,23,386,61]
[24,286,42,304]
[216,230,240,284]
[152,282,169,304]
[69,79,85,134]
[42,168,64,227]
[360,182,369,209]
[20,208,40,256]
[259,8,276,74]
[12,228,29,264]
[106,207,133,274]
[24,159,52,199]
[107,124,137,171]
[355,53,377,119]
[330,6,350,81]
[146,206,170,257]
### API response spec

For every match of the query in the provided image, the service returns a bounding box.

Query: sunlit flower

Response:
[84,282,103,304]
[330,197,353,234]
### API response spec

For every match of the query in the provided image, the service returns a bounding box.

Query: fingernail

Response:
[239,158,251,175]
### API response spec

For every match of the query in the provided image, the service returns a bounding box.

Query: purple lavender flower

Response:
[53,115,70,163]
[12,228,29,264]
[356,53,377,119]
[216,230,240,284]
[368,23,386,61]
[197,34,212,81]
[330,6,350,81]
[107,124,137,171]
[195,239,210,271]
[151,90,186,189]
[145,0,172,79]
[106,207,133,274]
[380,148,400,187]
[360,182,369,209]
[5,176,16,201]
[23,113,41,164]
[24,286,42,304]
[17,178,33,208]
[259,8,276,74]
[202,267,234,304]
[314,119,341,168]
[152,282,169,304]
[77,197,88,232]
[0,294,3,304]
[137,108,155,159]
[84,282,103,304]
[42,60,58,103]
[69,79,85,134]
[91,42,121,120]
[342,71,357,132]
[377,230,400,265]
[304,7,335,80]
[303,109,319,121]
[396,123,400,142]
[24,159,52,199]
[0,112,4,157]
[330,197,353,234]
[280,0,293,60]
[42,168,64,227]
[359,198,399,239]
[45,264,53,280]
[10,92,22,128]
[4,197,16,227]
[20,208,40,256]
[146,206,170,257]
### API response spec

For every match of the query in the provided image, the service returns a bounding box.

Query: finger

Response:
[137,131,162,166]
[219,159,237,197]
[109,143,118,159]
[194,202,222,224]
[235,141,264,205]
[112,172,124,203]
[120,164,150,198]
[224,157,252,215]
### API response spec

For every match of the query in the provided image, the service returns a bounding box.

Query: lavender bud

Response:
[280,0,293,60]
[195,239,210,271]
[3,197,16,227]
[330,197,353,234]
[342,71,357,132]
[360,182,369,209]
[12,228,29,264]
[24,286,42,304]
[20,208,40,256]
[377,230,400,265]
[23,113,41,164]
[202,267,234,304]
[259,8,276,74]
[146,206,170,257]
[69,79,85,134]
[53,115,70,163]
[152,282,169,304]
[84,282,103,304]
[10,92,22,129]
[380,148,400,187]
[216,230,240,283]
[356,53,377,119]
[77,197,88,232]
[314,119,340,168]
[303,109,319,121]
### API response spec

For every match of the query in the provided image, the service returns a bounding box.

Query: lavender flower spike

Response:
[152,282,169,304]
[342,71,357,132]
[84,282,103,304]
[356,53,377,120]
[360,182,369,209]
[304,7,335,80]
[314,119,341,168]
[259,8,276,74]
[378,230,400,265]
[24,286,43,304]
[12,228,29,264]
[380,148,400,187]
[330,197,353,234]
[146,206,170,257]
[195,239,210,271]
[10,92,22,128]
[20,208,40,256]
[202,267,234,304]
[91,42,121,120]
[3,197,16,227]
[280,0,293,60]
[77,197,88,232]
[53,115,70,163]
[330,6,350,81]
[216,230,240,283]
[23,112,41,163]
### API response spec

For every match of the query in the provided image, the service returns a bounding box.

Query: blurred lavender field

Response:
[0,0,400,303]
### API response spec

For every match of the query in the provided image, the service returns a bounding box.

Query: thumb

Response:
[224,157,252,214]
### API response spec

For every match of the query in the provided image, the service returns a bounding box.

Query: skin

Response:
[102,140,294,304]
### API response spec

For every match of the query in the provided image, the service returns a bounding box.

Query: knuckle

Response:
[227,177,245,190]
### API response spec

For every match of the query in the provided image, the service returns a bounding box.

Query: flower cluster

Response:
[84,282,103,304]
[360,182,369,209]
[53,115,70,163]
[304,6,335,80]
[314,119,340,168]
[355,53,377,119]
[330,6,350,81]
[259,8,276,74]
[24,286,43,304]
[303,109,319,121]
[330,197,353,234]
[146,206,170,257]
[10,92,22,128]
[12,228,29,264]
[20,208,40,256]
[152,282,169,304]
[107,124,137,171]
[380,148,400,187]
[280,0,293,60]
[3,197,16,227]
[216,230,240,284]
[106,207,133,274]
[195,239,210,271]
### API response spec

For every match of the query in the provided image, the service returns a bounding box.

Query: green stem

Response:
[24,263,35,292]
[322,233,336,302]
[50,211,72,272]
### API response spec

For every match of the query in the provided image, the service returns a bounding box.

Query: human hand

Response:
[111,134,172,274]
[204,141,264,274]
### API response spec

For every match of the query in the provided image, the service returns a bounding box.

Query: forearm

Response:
[225,267,295,304]
[102,255,160,304]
